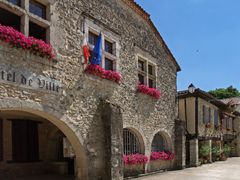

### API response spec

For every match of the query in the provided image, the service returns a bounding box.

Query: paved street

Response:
[133,158,240,180]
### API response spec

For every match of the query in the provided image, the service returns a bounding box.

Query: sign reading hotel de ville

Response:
[0,65,62,93]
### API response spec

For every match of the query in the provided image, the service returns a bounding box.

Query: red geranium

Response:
[85,64,121,84]
[137,84,161,99]
[0,24,55,59]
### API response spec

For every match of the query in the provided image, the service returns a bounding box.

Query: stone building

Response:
[0,0,180,179]
[178,85,240,167]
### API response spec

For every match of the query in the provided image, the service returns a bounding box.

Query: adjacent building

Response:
[178,85,240,167]
[0,0,180,179]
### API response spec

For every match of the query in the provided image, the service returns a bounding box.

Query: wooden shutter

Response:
[214,110,219,127]
[208,108,211,123]
[203,106,206,123]
[0,119,3,161]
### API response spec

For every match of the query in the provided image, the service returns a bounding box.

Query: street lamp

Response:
[188,83,196,93]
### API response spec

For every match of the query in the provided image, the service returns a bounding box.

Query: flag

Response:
[82,35,90,64]
[90,33,102,65]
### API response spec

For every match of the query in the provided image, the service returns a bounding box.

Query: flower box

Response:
[137,84,161,99]
[205,123,211,128]
[0,25,55,60]
[148,159,174,173]
[150,151,175,161]
[123,154,148,178]
[85,64,121,84]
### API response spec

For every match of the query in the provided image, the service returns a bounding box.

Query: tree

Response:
[208,86,240,99]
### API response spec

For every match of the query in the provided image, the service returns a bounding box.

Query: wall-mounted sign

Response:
[0,65,62,93]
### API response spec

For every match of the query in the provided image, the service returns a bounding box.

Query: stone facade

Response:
[0,0,180,179]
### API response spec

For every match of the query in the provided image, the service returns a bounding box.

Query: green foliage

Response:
[212,145,222,156]
[199,143,210,158]
[209,86,240,99]
[223,144,231,157]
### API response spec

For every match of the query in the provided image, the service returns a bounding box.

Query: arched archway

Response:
[0,98,88,180]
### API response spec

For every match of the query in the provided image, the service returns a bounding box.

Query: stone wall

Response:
[0,0,179,179]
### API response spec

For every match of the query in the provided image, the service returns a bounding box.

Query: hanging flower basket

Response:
[137,84,161,99]
[85,64,121,84]
[0,24,55,60]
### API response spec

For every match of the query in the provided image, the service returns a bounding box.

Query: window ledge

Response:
[28,12,50,28]
[0,1,25,16]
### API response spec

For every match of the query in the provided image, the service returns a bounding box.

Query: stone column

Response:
[102,101,123,180]
[174,119,186,169]
[189,139,199,167]
[207,139,212,163]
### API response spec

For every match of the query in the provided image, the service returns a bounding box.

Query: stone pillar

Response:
[207,139,212,163]
[189,139,199,167]
[174,119,186,169]
[102,101,123,180]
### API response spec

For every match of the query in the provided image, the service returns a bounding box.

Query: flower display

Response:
[123,154,148,165]
[85,64,121,84]
[0,24,55,59]
[150,151,175,161]
[137,84,161,99]
[205,123,211,128]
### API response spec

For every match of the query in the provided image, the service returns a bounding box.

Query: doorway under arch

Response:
[0,108,88,180]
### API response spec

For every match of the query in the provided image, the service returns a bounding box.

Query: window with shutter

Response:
[0,119,3,161]
[12,120,39,162]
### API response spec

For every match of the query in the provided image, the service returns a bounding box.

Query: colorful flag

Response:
[82,35,90,64]
[90,33,102,65]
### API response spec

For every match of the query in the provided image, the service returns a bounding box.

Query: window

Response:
[0,119,2,161]
[104,40,113,54]
[123,129,141,155]
[137,58,156,88]
[0,1,51,43]
[88,31,98,46]
[0,8,21,31]
[29,21,46,42]
[7,0,21,6]
[88,30,118,71]
[105,58,114,71]
[12,120,39,162]
[214,110,219,127]
[151,134,166,152]
[29,0,46,19]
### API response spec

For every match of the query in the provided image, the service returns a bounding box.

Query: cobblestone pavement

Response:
[133,158,240,180]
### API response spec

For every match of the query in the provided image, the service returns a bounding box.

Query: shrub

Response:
[199,143,210,159]
[150,151,174,161]
[223,144,231,157]
[123,154,148,165]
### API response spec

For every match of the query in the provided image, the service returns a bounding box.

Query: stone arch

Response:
[123,126,146,154]
[0,98,88,180]
[150,130,173,152]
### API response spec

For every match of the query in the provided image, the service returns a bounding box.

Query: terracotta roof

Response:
[122,0,181,72]
[178,89,226,108]
[221,97,240,105]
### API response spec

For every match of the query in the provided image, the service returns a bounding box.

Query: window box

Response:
[123,154,148,165]
[150,151,174,161]
[137,84,161,99]
[85,64,121,84]
[0,24,55,60]
[205,123,211,128]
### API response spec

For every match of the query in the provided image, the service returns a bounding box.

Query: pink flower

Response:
[150,151,175,161]
[85,64,121,84]
[123,154,148,165]
[0,24,55,60]
[137,84,161,99]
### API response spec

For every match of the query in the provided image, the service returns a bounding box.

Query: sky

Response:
[135,0,240,91]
